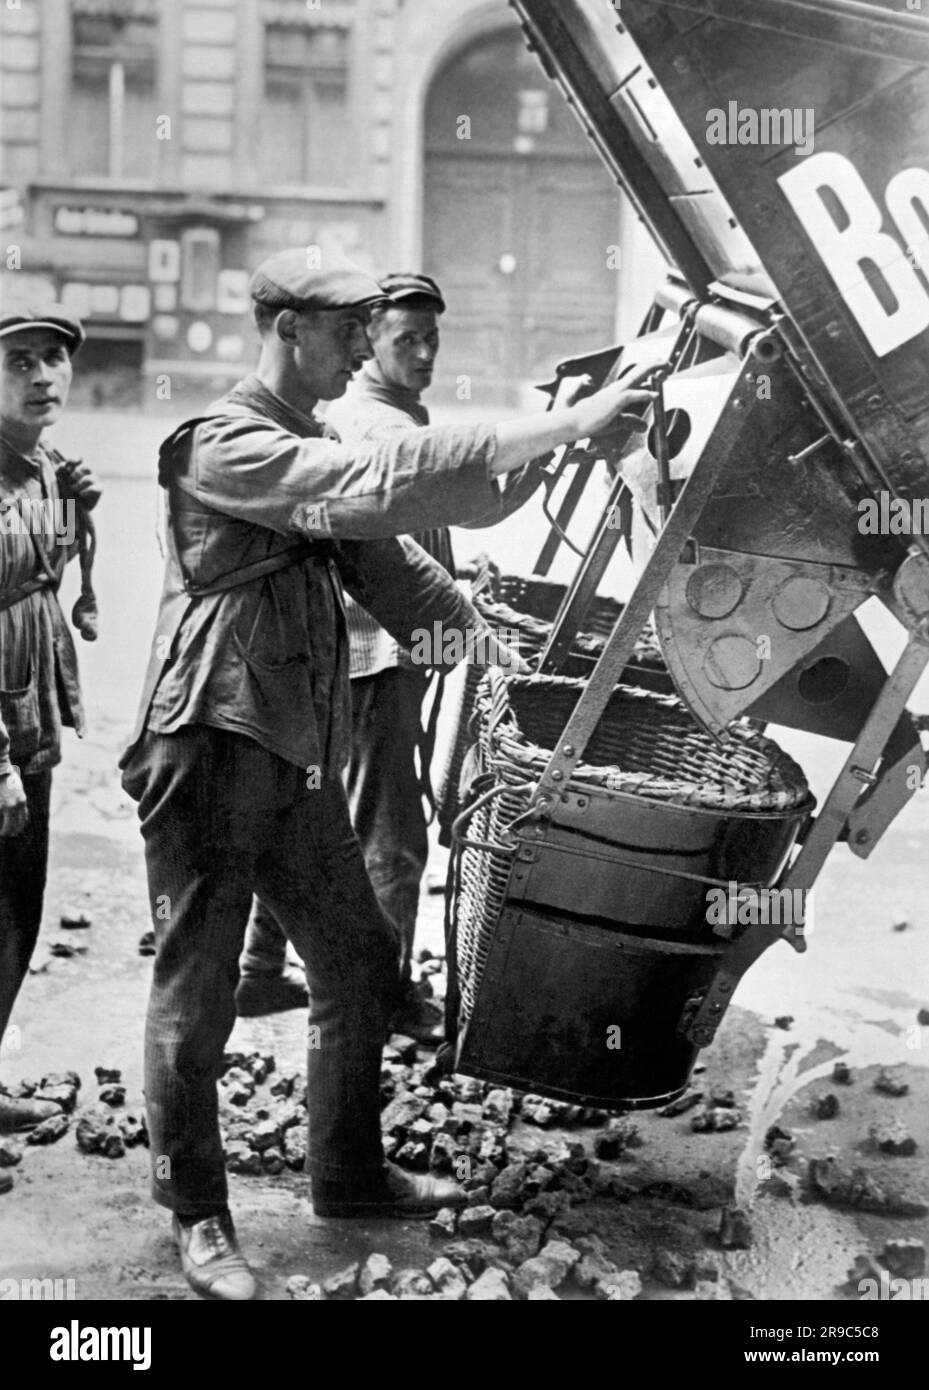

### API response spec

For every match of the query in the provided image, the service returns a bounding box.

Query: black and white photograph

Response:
[1,0,928,1357]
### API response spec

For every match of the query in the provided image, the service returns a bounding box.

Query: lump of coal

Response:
[138,931,155,957]
[119,1113,148,1148]
[244,1053,275,1085]
[358,1253,393,1297]
[492,1210,543,1264]
[427,1257,468,1300]
[465,1268,511,1301]
[832,1061,852,1085]
[60,908,92,929]
[812,1093,839,1120]
[881,1239,925,1279]
[225,1141,262,1176]
[394,1140,429,1171]
[774,1016,794,1030]
[652,1249,693,1289]
[765,1124,796,1165]
[718,1207,753,1249]
[520,1094,557,1127]
[481,1089,513,1126]
[807,1156,928,1216]
[512,1240,580,1298]
[76,1111,125,1159]
[457,1205,495,1238]
[691,1106,741,1133]
[94,1067,121,1085]
[874,1069,909,1098]
[285,1275,321,1301]
[593,1119,639,1159]
[868,1119,917,1156]
[380,1091,428,1139]
[322,1263,360,1301]
[0,1138,24,1167]
[98,1084,126,1108]
[657,1091,703,1118]
[283,1127,307,1171]
[391,1268,435,1299]
[428,1206,458,1239]
[26,1112,69,1146]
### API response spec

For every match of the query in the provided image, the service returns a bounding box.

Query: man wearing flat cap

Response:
[241,272,544,1039]
[0,300,101,1164]
[120,248,652,1299]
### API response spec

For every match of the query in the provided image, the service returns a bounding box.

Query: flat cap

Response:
[378,271,446,313]
[249,250,384,312]
[0,299,85,353]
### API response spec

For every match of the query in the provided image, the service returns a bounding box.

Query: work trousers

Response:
[121,726,400,1216]
[242,667,429,988]
[0,769,52,1049]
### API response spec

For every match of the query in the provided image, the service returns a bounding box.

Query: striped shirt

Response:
[327,370,456,679]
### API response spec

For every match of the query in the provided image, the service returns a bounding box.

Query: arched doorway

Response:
[423,25,621,406]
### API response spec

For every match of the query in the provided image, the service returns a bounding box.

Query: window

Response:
[69,7,159,179]
[260,24,351,186]
[180,227,220,312]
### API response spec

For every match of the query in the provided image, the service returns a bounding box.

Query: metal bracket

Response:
[686,624,929,1046]
[533,347,769,802]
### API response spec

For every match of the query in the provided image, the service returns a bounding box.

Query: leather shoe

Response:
[235,968,308,1018]
[0,1096,62,1134]
[172,1212,257,1301]
[312,1161,466,1219]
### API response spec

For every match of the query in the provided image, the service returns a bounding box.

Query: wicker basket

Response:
[434,573,666,842]
[452,669,811,1029]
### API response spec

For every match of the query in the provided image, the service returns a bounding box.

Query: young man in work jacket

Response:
[119,249,653,1300]
[239,271,543,1041]
[0,302,101,1174]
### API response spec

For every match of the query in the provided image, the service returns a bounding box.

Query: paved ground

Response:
[1,407,928,1302]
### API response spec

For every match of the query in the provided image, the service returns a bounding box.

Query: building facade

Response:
[1,0,659,407]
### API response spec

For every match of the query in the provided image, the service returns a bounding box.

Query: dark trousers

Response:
[0,770,52,1049]
[242,667,429,988]
[122,726,400,1217]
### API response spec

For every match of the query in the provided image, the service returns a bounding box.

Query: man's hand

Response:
[493,366,655,477]
[0,769,28,837]
[58,462,102,511]
[467,629,530,674]
[570,366,655,440]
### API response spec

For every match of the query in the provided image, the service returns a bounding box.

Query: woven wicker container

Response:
[433,573,668,843]
[449,669,813,1108]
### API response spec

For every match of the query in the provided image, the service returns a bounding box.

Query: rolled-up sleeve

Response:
[184,416,503,540]
[337,536,493,673]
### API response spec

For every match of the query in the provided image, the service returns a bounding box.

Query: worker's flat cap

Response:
[378,271,446,313]
[249,250,384,311]
[0,300,85,353]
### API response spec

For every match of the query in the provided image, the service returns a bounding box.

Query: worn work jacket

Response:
[122,374,509,775]
[0,433,84,777]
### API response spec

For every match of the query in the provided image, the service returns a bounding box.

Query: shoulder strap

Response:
[180,539,329,598]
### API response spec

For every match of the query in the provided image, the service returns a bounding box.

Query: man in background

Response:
[0,302,101,1177]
